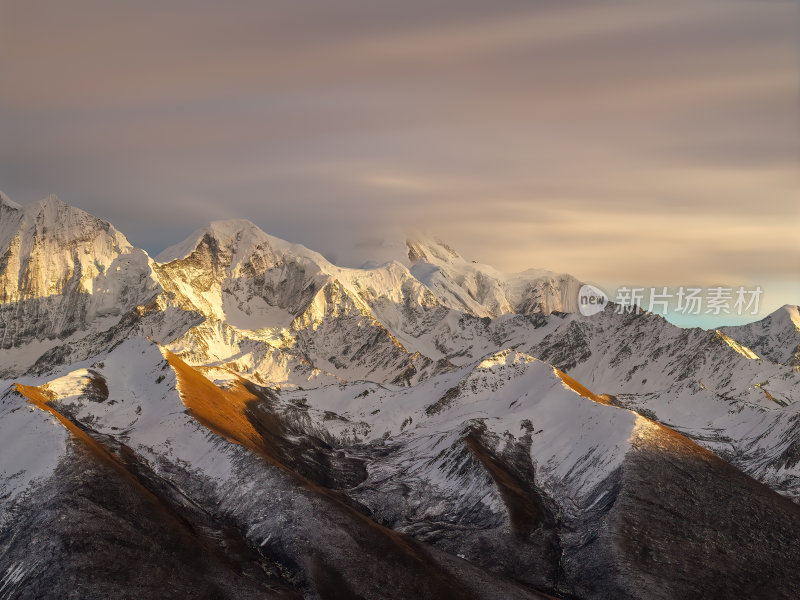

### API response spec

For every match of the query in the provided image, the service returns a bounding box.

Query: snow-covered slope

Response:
[405,235,582,316]
[152,222,584,380]
[285,348,640,511]
[0,381,68,516]
[2,338,563,598]
[0,194,162,376]
[722,304,800,366]
[2,193,800,598]
[153,219,444,385]
[5,339,799,599]
[517,306,800,499]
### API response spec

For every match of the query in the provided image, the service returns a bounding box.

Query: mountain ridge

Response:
[2,192,800,599]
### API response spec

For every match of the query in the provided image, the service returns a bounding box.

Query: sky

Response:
[1,0,798,327]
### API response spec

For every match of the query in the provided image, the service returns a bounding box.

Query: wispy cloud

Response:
[0,0,797,318]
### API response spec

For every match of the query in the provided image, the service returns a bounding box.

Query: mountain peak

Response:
[774,304,800,331]
[406,235,462,265]
[0,190,21,210]
[156,219,263,263]
[746,304,800,332]
[201,219,266,248]
[327,231,462,269]
[721,303,800,365]
[207,218,261,234]
[37,193,67,209]
[21,195,119,242]
[154,219,329,269]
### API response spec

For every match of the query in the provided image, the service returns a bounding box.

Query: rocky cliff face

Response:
[1,194,799,599]
[0,195,161,376]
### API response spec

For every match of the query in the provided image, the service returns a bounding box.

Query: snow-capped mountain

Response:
[0,194,167,377]
[148,219,584,387]
[1,193,799,599]
[722,304,800,366]
[404,234,582,317]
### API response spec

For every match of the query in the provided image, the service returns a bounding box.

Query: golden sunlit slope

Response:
[161,349,270,455]
[15,383,139,476]
[553,366,607,404]
[13,381,220,536]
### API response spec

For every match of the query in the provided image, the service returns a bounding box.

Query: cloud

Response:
[0,0,797,319]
